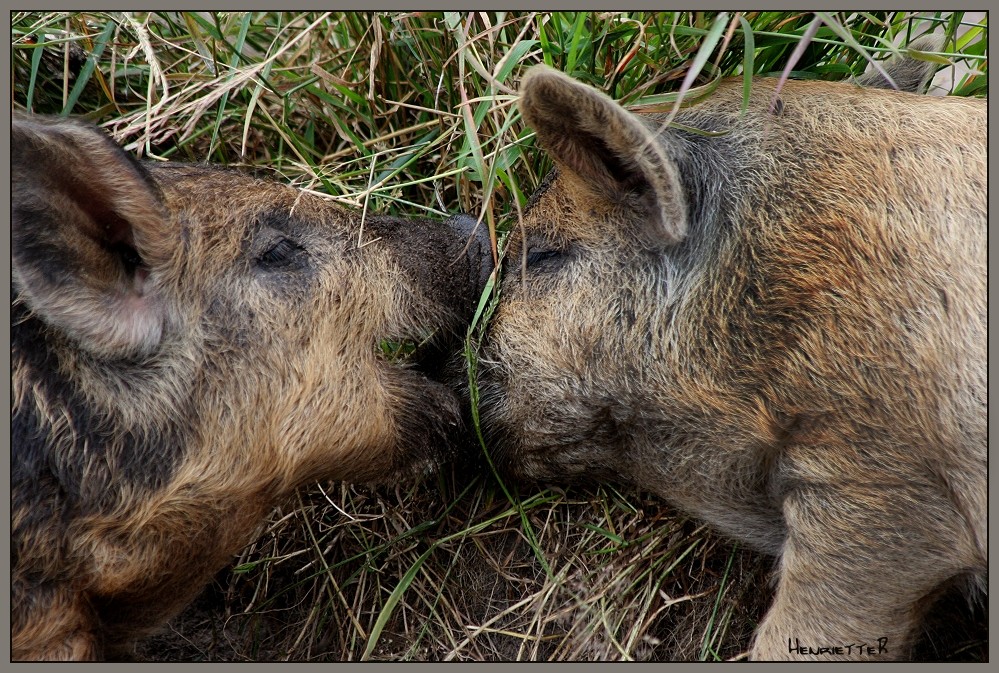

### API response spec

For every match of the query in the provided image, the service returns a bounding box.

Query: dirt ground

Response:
[132,482,987,662]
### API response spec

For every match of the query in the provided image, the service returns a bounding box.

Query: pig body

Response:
[478,63,985,660]
[12,116,491,660]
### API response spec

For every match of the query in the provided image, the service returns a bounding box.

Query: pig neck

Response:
[12,303,291,647]
[11,301,285,552]
[11,300,193,502]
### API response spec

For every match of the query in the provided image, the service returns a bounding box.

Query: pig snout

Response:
[445,212,494,301]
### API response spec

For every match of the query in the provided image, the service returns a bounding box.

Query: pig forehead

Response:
[155,167,296,210]
[518,180,632,245]
[151,165,353,230]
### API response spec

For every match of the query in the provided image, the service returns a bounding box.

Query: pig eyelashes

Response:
[256,236,308,271]
[523,244,573,274]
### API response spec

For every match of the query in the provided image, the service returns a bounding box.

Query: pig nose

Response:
[446,212,494,297]
[445,212,481,239]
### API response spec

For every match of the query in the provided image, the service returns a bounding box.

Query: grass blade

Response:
[61,18,115,115]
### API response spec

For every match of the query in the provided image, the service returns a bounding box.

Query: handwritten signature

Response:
[788,637,888,657]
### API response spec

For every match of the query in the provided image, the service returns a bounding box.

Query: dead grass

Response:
[11,11,988,662]
[135,469,774,662]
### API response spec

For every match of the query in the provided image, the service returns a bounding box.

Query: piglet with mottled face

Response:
[11,115,492,661]
[477,46,985,661]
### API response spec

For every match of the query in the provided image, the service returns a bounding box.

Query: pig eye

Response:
[257,237,307,270]
[525,247,567,272]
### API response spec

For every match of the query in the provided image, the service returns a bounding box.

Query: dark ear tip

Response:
[518,65,589,124]
[13,114,107,152]
[520,65,577,98]
[907,33,945,53]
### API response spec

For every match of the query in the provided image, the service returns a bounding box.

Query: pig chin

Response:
[495,441,621,490]
[479,409,597,486]
[380,368,465,482]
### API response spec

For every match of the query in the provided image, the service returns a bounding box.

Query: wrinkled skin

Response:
[477,56,985,661]
[12,115,492,660]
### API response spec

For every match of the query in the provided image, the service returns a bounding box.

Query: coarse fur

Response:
[11,115,492,661]
[477,57,985,661]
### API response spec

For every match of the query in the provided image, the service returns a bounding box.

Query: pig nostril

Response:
[444,212,494,298]
[445,212,481,238]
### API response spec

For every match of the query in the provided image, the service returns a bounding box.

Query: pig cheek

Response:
[487,292,637,479]
[485,328,568,468]
[261,342,397,484]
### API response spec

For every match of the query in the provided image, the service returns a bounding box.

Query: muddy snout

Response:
[445,212,494,302]
[363,212,493,330]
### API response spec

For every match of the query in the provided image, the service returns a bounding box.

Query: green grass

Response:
[11,11,987,662]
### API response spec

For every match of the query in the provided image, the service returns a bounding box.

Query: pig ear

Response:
[12,115,171,357]
[518,65,687,245]
[855,34,944,93]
